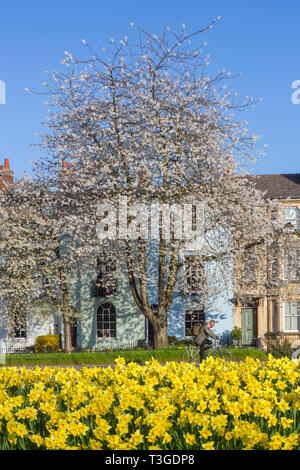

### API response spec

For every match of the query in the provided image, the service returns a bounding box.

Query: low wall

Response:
[264,332,300,346]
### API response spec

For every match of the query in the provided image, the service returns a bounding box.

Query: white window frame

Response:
[184,255,205,295]
[283,206,299,228]
[96,302,117,340]
[8,311,27,339]
[283,301,300,333]
[184,310,205,338]
[95,257,117,296]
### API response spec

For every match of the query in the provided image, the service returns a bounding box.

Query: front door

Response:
[70,320,77,349]
[241,307,257,346]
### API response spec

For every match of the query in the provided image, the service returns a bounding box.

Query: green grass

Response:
[228,347,267,361]
[1,346,267,367]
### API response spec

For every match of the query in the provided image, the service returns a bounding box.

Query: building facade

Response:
[0,160,234,350]
[58,239,233,351]
[233,174,300,349]
[3,162,300,351]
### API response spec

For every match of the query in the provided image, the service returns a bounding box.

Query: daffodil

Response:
[185,433,196,446]
[202,441,215,450]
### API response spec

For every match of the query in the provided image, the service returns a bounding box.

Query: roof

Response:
[245,173,300,200]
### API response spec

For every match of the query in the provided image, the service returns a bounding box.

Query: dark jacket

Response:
[195,323,217,346]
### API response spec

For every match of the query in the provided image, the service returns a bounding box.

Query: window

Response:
[184,310,205,337]
[271,207,278,220]
[272,301,278,332]
[151,304,158,314]
[97,302,116,339]
[283,206,299,228]
[283,247,300,281]
[9,311,26,338]
[92,257,117,297]
[243,248,258,284]
[184,256,205,295]
[284,301,300,332]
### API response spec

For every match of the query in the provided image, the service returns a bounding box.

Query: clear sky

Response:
[0,0,300,179]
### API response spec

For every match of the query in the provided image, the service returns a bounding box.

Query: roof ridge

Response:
[242,173,300,199]
[251,173,300,176]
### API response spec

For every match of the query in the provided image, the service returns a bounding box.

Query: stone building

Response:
[233,173,300,349]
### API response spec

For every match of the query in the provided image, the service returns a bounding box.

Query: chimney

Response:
[224,155,233,174]
[0,158,14,192]
[59,160,75,189]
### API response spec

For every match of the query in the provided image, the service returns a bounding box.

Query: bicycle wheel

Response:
[183,347,199,363]
[190,348,200,362]
[206,347,232,361]
[182,350,190,362]
[205,348,219,360]
[219,347,232,361]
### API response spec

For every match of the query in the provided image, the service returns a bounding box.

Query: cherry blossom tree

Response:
[29,19,286,348]
[0,174,97,352]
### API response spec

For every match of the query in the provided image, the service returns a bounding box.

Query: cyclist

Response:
[195,319,219,362]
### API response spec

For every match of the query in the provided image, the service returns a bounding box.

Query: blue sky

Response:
[0,0,300,179]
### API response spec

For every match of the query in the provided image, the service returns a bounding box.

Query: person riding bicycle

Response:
[194,319,219,362]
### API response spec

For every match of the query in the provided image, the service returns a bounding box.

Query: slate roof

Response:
[245,173,300,200]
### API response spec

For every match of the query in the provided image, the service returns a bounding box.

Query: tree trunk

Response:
[59,258,73,353]
[63,313,72,353]
[153,324,168,349]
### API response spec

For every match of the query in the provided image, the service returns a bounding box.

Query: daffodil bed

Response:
[0,355,299,450]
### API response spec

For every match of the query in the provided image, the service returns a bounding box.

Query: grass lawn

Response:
[1,346,267,367]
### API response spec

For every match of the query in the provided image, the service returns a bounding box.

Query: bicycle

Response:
[205,339,232,361]
[182,339,232,363]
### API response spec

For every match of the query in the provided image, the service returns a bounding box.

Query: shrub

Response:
[34,334,60,353]
[168,336,178,345]
[267,338,293,359]
[176,339,194,346]
[231,326,242,341]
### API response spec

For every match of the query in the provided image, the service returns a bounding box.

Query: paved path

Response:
[0,363,118,370]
